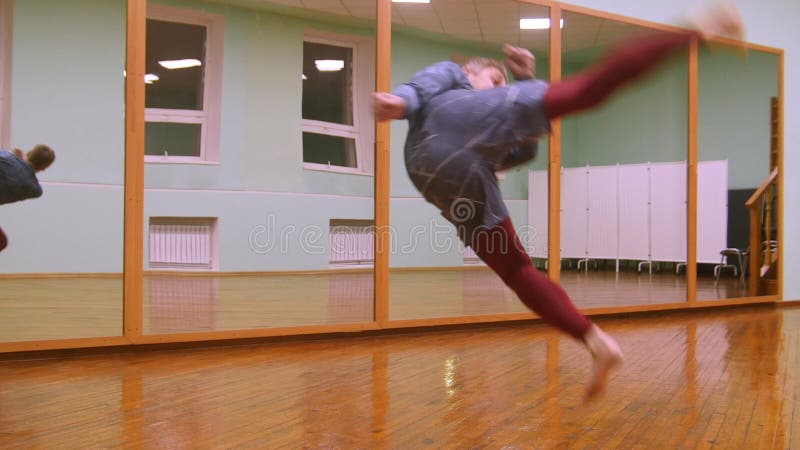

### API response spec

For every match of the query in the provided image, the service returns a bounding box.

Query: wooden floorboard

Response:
[0,305,797,448]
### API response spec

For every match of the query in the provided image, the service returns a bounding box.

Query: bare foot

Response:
[687,0,746,41]
[583,324,624,402]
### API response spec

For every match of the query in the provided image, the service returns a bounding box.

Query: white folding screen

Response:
[650,162,687,263]
[560,168,588,259]
[587,166,619,259]
[617,163,651,261]
[530,160,728,268]
[528,170,549,258]
[698,160,728,263]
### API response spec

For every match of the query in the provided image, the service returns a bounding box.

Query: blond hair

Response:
[462,57,507,83]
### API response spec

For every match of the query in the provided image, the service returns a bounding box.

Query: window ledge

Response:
[303,163,374,177]
[145,156,220,166]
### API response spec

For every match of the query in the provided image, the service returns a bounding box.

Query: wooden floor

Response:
[0,268,752,341]
[0,304,797,448]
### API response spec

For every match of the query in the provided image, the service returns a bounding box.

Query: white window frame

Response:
[302,31,375,176]
[0,0,12,149]
[145,5,224,164]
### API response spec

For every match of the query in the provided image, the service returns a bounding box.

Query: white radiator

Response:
[149,223,213,270]
[329,225,374,265]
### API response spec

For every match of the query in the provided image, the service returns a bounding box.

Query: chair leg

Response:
[736,253,745,288]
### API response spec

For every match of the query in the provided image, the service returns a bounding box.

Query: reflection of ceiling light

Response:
[392,0,430,3]
[158,59,202,69]
[520,18,564,30]
[302,74,308,80]
[315,60,344,71]
[144,74,160,84]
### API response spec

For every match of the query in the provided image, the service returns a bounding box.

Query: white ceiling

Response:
[214,0,652,55]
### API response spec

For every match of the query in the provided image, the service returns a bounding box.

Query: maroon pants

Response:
[472,32,696,339]
[544,31,696,120]
[472,218,590,339]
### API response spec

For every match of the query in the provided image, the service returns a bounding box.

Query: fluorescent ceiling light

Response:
[158,59,202,70]
[144,74,160,84]
[520,18,564,30]
[302,74,308,80]
[315,59,344,71]
[392,0,430,3]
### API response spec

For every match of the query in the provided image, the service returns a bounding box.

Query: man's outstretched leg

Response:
[544,1,744,119]
[471,218,623,401]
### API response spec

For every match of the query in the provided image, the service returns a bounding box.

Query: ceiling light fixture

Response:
[520,18,564,30]
[158,59,203,69]
[315,60,345,71]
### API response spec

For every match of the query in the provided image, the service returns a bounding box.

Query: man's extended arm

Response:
[392,61,470,120]
[374,61,469,122]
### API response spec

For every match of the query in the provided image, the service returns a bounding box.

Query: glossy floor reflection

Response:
[0,277,123,342]
[559,270,687,307]
[0,269,756,340]
[143,272,375,333]
[0,305,797,448]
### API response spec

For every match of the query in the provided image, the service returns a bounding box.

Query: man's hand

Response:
[372,92,407,121]
[503,44,535,80]
[12,148,24,159]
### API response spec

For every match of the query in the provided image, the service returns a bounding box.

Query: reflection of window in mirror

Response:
[144,5,223,163]
[302,32,373,175]
[0,0,11,149]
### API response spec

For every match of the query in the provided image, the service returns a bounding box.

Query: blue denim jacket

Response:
[389,61,550,243]
[0,150,42,205]
[392,61,544,171]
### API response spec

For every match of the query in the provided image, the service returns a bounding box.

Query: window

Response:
[0,0,12,149]
[145,5,223,163]
[302,32,374,174]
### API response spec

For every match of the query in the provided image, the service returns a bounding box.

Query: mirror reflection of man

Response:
[0,144,56,252]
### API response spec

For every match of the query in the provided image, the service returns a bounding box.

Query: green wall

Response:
[2,0,125,273]
[10,0,125,185]
[560,54,689,169]
[698,47,778,189]
[0,185,124,272]
[558,44,777,191]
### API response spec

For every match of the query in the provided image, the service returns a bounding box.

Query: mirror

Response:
[142,0,375,333]
[0,0,125,342]
[696,44,780,300]
[559,11,689,308]
[388,0,551,320]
